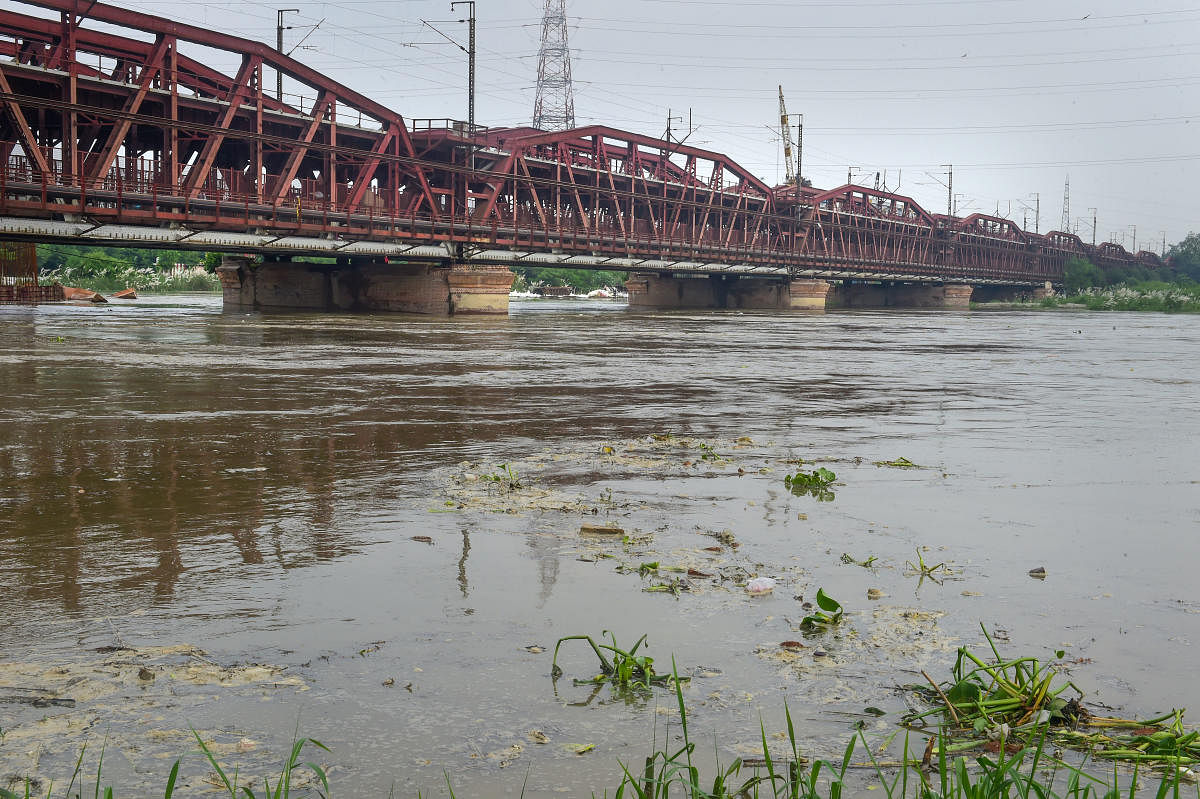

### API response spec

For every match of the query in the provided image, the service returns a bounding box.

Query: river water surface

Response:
[1,295,1198,796]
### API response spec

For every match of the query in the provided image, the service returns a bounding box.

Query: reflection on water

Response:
[2,295,1199,797]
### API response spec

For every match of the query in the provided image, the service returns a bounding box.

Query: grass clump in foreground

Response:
[7,629,1199,798]
[614,659,1199,799]
[903,625,1200,774]
[0,728,329,799]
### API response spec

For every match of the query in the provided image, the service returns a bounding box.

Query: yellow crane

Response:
[778,85,795,185]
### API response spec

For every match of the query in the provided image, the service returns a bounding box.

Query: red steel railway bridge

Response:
[0,0,1166,313]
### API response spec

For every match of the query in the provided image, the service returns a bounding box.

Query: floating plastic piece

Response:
[746,577,776,595]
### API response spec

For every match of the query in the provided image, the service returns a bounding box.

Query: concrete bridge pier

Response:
[788,280,832,310]
[828,282,973,310]
[625,273,791,310]
[217,256,513,314]
[971,282,1054,303]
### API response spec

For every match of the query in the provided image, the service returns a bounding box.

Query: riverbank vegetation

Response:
[511,266,627,294]
[1029,234,1200,312]
[36,245,220,293]
[1041,283,1200,313]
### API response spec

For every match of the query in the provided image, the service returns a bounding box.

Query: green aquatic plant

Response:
[550,632,684,691]
[784,467,836,489]
[784,468,837,501]
[799,589,844,631]
[481,463,521,491]
[905,547,947,579]
[904,624,1200,773]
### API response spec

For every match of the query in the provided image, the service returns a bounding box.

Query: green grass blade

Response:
[191,728,237,797]
[163,760,181,799]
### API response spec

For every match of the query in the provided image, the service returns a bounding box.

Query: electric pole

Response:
[796,113,803,188]
[1060,174,1070,232]
[665,108,683,144]
[450,1,475,168]
[1088,208,1097,245]
[941,164,953,216]
[276,8,299,102]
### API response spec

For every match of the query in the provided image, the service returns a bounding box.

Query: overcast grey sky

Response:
[16,0,1200,248]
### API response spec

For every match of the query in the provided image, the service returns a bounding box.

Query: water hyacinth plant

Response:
[784,468,837,501]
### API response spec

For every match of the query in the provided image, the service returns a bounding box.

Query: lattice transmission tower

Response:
[1061,174,1070,233]
[532,0,575,131]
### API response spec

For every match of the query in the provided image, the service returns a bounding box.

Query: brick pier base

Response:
[218,257,514,315]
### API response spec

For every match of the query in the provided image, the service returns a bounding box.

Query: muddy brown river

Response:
[1,294,1198,797]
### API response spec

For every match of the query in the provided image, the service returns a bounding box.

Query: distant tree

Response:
[1063,257,1104,293]
[1169,233,1200,282]
[36,245,209,274]
[514,266,626,293]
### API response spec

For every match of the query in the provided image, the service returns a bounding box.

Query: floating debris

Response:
[873,456,921,468]
[61,286,107,303]
[580,523,624,535]
[746,577,777,595]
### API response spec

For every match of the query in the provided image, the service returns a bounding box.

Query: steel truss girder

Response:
[0,0,438,218]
